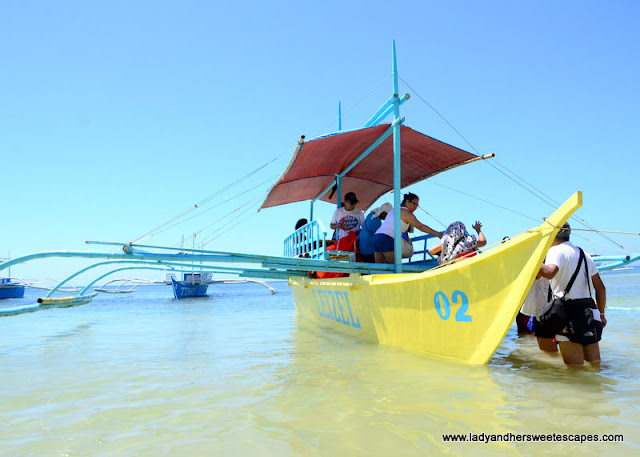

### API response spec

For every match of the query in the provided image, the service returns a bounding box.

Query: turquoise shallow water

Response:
[1,269,639,456]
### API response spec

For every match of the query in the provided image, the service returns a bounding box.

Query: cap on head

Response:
[557,222,571,240]
[344,192,359,205]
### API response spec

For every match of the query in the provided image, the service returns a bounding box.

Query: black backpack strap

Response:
[564,247,586,296]
[580,248,592,297]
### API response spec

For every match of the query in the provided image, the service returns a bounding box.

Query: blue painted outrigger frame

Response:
[593,254,640,271]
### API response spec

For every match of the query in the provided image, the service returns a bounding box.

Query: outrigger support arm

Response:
[80,266,177,295]
[0,244,430,295]
[78,264,287,296]
[53,259,312,297]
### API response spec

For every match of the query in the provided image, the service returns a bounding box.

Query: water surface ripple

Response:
[1,271,638,456]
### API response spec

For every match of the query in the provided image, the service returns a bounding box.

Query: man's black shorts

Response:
[560,298,603,346]
[533,316,557,339]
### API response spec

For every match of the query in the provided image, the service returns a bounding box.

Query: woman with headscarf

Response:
[429,221,486,264]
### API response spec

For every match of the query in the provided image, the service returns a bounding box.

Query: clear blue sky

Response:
[2,1,639,281]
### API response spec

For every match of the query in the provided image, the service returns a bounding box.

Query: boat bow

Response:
[289,192,582,364]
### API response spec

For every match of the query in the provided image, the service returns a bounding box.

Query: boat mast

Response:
[311,101,344,222]
[391,40,403,272]
[335,101,343,209]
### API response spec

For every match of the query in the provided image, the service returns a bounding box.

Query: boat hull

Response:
[0,284,25,299]
[289,192,582,364]
[171,278,209,299]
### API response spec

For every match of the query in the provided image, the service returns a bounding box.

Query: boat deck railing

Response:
[409,234,439,263]
[284,221,440,265]
[284,220,329,259]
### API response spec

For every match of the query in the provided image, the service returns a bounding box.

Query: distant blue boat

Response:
[0,278,25,299]
[169,273,211,299]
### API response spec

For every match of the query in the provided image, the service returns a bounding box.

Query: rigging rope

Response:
[547,227,640,236]
[427,181,623,251]
[415,207,447,229]
[195,188,270,238]
[428,181,540,224]
[399,76,629,252]
[129,156,284,244]
[152,175,278,237]
[309,76,389,139]
[130,79,390,247]
[198,193,267,247]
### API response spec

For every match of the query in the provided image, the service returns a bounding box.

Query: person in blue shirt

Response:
[357,203,392,263]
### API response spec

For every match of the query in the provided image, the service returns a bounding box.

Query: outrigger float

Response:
[592,254,640,272]
[1,42,638,364]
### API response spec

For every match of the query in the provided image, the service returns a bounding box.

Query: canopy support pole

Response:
[333,101,344,209]
[391,40,403,273]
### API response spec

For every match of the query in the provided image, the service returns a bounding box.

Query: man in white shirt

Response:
[537,223,607,366]
[330,192,365,241]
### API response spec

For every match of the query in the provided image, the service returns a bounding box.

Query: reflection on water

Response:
[262,317,515,456]
[0,277,638,456]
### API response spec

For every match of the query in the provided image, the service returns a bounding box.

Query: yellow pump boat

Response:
[1,42,582,365]
[260,42,581,364]
[287,192,580,365]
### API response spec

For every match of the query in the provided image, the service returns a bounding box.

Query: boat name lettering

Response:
[434,290,472,322]
[312,290,361,329]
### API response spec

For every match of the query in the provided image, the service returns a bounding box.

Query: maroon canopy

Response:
[260,124,480,210]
